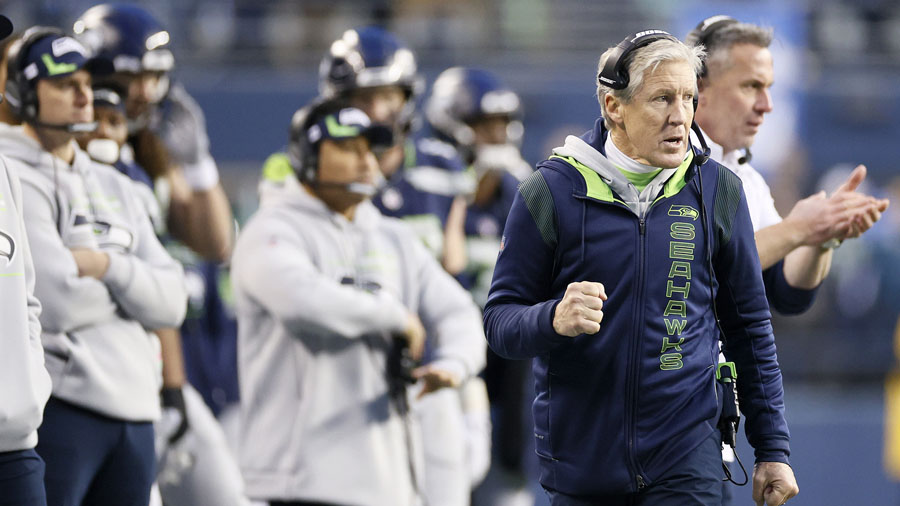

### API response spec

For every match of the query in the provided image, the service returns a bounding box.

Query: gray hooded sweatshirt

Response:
[0,154,51,452]
[233,176,486,505]
[0,126,187,422]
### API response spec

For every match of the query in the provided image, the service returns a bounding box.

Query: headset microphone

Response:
[32,120,98,134]
[690,122,711,167]
[311,181,378,196]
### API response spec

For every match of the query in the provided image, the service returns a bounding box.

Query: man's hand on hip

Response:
[752,461,799,506]
[553,281,607,337]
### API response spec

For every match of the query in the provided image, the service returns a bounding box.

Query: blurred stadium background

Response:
[8,0,900,503]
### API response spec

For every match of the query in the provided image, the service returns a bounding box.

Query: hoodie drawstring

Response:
[580,199,587,263]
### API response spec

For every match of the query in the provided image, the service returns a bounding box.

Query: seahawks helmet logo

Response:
[0,229,15,266]
[668,205,699,221]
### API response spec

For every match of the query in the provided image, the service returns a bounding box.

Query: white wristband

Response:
[820,238,842,250]
[182,155,220,191]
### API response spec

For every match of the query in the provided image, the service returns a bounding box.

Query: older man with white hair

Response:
[484,29,798,505]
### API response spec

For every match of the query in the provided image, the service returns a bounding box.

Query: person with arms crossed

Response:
[73,6,250,505]
[484,30,798,506]
[76,82,251,506]
[0,15,53,506]
[0,26,187,505]
[232,99,485,506]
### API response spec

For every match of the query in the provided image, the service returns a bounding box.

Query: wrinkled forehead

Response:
[636,60,697,92]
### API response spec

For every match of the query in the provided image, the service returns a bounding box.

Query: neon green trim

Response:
[42,54,77,76]
[325,115,359,137]
[403,138,417,169]
[262,153,293,182]
[551,151,694,204]
[0,272,23,277]
[616,167,662,192]
[661,151,694,198]
[549,155,615,203]
[716,361,737,382]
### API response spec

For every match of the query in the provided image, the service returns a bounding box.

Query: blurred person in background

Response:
[318,27,490,506]
[687,15,888,305]
[424,66,533,506]
[257,29,489,501]
[0,14,52,506]
[76,82,251,506]
[73,4,248,506]
[262,26,470,274]
[322,26,470,276]
[75,3,233,263]
[232,99,486,506]
[686,17,889,504]
[0,26,187,505]
[484,30,798,505]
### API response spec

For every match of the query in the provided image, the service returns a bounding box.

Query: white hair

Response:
[596,38,705,126]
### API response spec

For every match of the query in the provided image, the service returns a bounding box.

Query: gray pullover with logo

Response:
[232,177,486,505]
[0,153,51,452]
[0,126,187,422]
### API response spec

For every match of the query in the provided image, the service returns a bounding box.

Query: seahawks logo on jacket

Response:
[0,229,15,266]
[668,205,699,221]
[93,220,134,253]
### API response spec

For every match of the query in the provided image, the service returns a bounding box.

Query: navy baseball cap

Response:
[0,15,12,40]
[21,33,113,83]
[306,106,394,149]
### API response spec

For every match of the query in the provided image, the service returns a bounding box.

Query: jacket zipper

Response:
[626,213,647,492]
[575,193,660,491]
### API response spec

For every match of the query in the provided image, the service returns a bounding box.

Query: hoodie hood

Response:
[552,117,694,218]
[0,123,96,176]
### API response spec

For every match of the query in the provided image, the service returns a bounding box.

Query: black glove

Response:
[161,387,190,444]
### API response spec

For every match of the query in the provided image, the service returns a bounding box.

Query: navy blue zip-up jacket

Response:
[483,119,790,496]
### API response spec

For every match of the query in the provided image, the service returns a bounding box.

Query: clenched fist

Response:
[553,281,607,337]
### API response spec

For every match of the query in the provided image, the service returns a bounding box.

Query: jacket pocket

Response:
[533,371,556,461]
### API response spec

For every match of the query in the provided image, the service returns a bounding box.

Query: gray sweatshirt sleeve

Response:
[234,217,408,338]
[101,179,187,330]
[20,179,119,333]
[9,167,42,342]
[409,234,486,380]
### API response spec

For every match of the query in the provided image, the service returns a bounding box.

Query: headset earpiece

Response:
[288,98,337,184]
[6,27,67,122]
[598,30,679,90]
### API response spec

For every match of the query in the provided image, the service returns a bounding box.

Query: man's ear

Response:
[604,93,623,125]
[697,76,708,91]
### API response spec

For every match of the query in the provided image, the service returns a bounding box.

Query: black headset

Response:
[287,98,342,184]
[5,26,66,122]
[686,15,752,164]
[598,29,711,168]
[598,29,680,91]
[686,15,739,78]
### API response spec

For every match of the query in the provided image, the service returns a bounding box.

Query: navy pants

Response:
[545,430,724,506]
[721,460,736,505]
[0,448,47,506]
[36,397,155,506]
